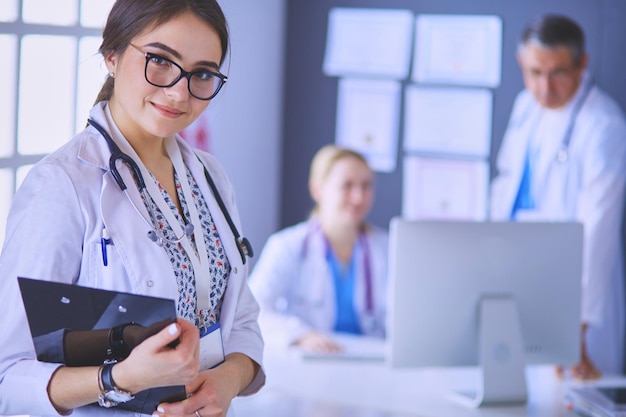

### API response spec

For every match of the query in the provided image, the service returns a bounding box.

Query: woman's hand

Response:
[164,370,235,417]
[123,318,177,351]
[155,353,259,417]
[113,318,200,394]
[293,331,343,354]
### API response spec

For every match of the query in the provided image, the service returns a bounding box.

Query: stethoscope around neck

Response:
[302,220,374,316]
[87,117,253,265]
[553,76,595,164]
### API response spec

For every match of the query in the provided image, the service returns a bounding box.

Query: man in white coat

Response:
[491,14,626,379]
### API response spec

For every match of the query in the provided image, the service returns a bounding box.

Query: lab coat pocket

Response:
[89,240,130,291]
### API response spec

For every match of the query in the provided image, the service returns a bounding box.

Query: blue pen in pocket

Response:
[101,228,113,266]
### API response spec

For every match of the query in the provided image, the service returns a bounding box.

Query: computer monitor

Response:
[386,218,582,407]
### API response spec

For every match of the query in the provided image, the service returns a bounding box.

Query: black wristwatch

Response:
[98,363,134,407]
[107,322,135,361]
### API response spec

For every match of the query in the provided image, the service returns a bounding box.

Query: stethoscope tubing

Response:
[302,221,374,314]
[87,118,252,264]
[555,76,595,163]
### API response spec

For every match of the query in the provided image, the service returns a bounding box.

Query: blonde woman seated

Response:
[249,145,388,353]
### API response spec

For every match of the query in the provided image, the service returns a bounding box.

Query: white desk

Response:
[232,338,626,417]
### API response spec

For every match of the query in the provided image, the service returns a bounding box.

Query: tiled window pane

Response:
[0,169,14,253]
[0,0,19,22]
[18,35,76,155]
[76,36,108,133]
[80,0,115,28]
[0,35,17,158]
[22,0,78,26]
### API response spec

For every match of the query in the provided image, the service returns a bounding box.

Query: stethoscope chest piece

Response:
[550,76,594,166]
[555,148,569,164]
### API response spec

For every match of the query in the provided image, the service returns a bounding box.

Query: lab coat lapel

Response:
[301,226,335,322]
[497,99,540,217]
[81,111,159,268]
[99,171,175,294]
[79,109,177,296]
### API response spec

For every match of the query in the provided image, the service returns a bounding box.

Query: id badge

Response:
[199,322,225,371]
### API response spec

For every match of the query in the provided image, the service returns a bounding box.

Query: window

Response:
[0,0,113,250]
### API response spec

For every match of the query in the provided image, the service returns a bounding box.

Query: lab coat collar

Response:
[76,102,113,171]
[77,101,156,172]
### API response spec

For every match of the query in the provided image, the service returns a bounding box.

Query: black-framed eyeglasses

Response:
[129,43,227,101]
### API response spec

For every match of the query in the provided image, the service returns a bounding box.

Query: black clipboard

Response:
[18,277,186,414]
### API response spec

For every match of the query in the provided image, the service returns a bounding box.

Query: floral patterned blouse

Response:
[142,164,230,337]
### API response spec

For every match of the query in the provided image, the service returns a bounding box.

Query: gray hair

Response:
[518,14,585,65]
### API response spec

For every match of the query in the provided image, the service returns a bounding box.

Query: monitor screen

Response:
[386,219,583,406]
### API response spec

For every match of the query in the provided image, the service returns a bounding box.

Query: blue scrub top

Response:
[327,247,362,335]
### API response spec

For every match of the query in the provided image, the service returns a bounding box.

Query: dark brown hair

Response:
[94,0,229,104]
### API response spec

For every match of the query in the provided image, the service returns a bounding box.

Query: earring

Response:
[109,72,115,78]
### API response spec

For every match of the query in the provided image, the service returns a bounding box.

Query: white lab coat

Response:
[0,102,265,416]
[491,81,626,375]
[248,220,388,348]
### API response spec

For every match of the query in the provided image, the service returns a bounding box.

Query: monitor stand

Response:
[451,295,528,408]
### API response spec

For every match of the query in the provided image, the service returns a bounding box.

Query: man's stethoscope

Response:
[87,118,253,265]
[553,76,594,164]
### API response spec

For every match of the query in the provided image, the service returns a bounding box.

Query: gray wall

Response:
[211,0,286,269]
[279,0,626,231]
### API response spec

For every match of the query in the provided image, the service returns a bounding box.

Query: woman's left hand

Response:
[155,352,258,417]
[153,370,235,417]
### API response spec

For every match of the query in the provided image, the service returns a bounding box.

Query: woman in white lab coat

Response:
[0,1,264,416]
[249,145,388,353]
[491,71,626,377]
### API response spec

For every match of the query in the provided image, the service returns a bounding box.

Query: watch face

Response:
[105,389,133,403]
